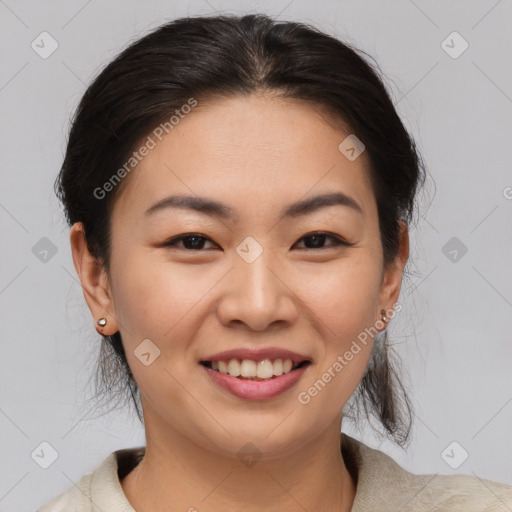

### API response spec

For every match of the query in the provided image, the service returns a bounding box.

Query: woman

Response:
[38,13,511,511]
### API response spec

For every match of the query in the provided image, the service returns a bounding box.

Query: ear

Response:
[378,220,409,320]
[69,222,119,336]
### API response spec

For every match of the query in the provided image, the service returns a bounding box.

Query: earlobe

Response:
[69,222,119,335]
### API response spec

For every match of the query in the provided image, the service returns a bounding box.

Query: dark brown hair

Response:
[55,13,425,446]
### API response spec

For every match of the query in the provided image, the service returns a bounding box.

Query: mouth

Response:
[199,348,313,400]
[199,358,312,381]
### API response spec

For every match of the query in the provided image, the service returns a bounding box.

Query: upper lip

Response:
[200,347,312,365]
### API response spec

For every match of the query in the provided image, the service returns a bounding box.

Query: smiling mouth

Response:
[200,358,311,381]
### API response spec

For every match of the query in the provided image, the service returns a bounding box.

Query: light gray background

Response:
[1,1,511,510]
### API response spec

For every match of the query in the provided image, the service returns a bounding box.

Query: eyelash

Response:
[161,231,351,251]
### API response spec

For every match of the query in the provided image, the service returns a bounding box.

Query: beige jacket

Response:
[37,434,511,511]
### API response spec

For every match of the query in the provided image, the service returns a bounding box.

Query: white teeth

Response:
[240,360,257,377]
[257,359,274,379]
[227,359,241,377]
[209,358,301,379]
[273,358,283,376]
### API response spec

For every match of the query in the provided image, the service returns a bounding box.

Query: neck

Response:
[121,412,356,512]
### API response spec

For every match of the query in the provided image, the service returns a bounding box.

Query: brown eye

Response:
[162,234,218,251]
[161,231,351,252]
[294,232,350,250]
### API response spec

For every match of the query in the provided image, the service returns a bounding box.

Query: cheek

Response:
[293,255,382,343]
[110,248,211,342]
[109,251,205,409]
[290,257,381,408]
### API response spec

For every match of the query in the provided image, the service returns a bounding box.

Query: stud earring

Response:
[380,309,388,323]
[97,318,107,327]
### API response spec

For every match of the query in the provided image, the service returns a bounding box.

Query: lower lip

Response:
[201,364,309,400]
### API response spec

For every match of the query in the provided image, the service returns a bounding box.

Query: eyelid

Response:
[161,233,219,250]
[160,231,352,251]
[294,232,352,249]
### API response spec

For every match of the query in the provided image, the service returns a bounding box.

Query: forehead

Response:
[112,94,375,223]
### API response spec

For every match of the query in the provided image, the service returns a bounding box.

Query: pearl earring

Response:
[380,309,388,322]
[97,318,107,327]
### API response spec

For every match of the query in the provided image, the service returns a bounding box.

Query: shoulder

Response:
[342,434,512,512]
[36,470,95,511]
[36,447,144,511]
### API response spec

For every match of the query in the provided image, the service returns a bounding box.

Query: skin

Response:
[70,93,409,511]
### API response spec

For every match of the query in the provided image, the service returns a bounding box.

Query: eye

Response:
[161,233,219,251]
[161,231,351,252]
[293,231,351,250]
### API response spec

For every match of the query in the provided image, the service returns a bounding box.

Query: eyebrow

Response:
[144,192,363,221]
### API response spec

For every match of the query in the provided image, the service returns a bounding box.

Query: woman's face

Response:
[74,93,407,457]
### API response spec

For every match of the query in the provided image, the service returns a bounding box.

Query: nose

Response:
[215,248,298,332]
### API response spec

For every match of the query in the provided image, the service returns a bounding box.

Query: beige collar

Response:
[84,433,511,511]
